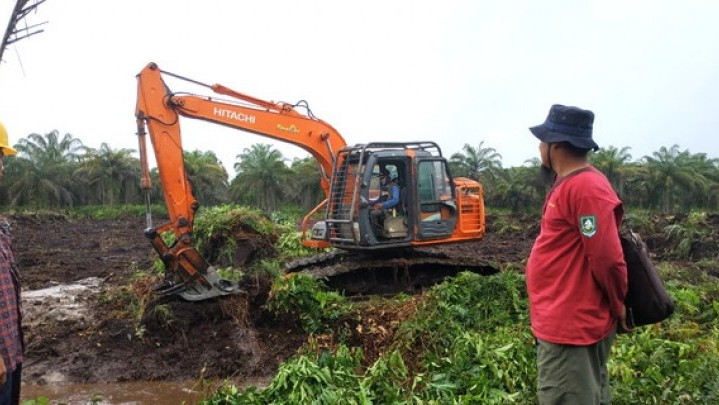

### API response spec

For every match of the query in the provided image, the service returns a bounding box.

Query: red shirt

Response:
[526,167,627,345]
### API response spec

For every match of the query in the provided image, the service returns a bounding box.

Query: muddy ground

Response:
[13,211,717,386]
[10,213,288,385]
[8,212,534,386]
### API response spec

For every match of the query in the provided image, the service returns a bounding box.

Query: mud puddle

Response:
[21,377,272,404]
[20,378,269,405]
[23,277,102,328]
[21,380,202,404]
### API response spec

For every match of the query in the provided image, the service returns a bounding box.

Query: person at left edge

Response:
[0,121,23,405]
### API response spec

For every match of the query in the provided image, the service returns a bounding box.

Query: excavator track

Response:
[285,248,499,295]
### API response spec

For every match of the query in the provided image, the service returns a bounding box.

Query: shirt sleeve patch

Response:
[580,215,597,237]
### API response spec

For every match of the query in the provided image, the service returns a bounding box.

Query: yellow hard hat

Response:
[0,121,17,156]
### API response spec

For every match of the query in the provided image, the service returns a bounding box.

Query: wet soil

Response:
[8,212,535,386]
[11,213,301,386]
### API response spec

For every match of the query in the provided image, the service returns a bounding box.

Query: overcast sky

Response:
[1,0,717,173]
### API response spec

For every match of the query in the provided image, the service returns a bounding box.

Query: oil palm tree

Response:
[15,130,85,164]
[287,157,324,211]
[450,142,503,201]
[491,166,543,213]
[591,145,633,197]
[74,143,141,205]
[449,142,503,182]
[183,150,229,206]
[522,157,552,200]
[231,144,289,211]
[641,145,705,213]
[8,130,85,207]
[677,152,719,209]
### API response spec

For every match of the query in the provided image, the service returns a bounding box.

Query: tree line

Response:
[0,130,716,214]
[450,142,719,213]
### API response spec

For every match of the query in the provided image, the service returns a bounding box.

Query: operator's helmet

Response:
[0,122,17,156]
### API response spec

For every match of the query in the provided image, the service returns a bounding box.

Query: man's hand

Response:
[618,306,634,334]
[373,203,383,210]
[0,356,6,386]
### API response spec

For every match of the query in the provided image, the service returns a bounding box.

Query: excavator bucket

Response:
[144,227,242,301]
[176,267,242,301]
[151,266,241,301]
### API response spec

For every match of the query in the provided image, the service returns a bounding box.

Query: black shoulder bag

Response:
[620,229,675,328]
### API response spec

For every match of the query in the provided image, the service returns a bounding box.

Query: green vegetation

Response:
[202,265,719,404]
[0,131,716,214]
[192,205,278,267]
[67,204,166,220]
[0,203,166,220]
[267,274,353,334]
[610,263,719,403]
[188,205,320,279]
[21,397,50,405]
[397,271,536,403]
[663,211,716,260]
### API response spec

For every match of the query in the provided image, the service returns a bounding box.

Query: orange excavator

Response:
[135,62,486,300]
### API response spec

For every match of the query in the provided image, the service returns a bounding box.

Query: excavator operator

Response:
[369,166,401,236]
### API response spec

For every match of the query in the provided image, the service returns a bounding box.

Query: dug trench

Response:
[11,212,535,386]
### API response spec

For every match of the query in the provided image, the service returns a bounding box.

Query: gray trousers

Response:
[536,330,615,405]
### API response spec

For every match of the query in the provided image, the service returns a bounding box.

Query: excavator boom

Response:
[136,63,346,219]
[135,62,347,300]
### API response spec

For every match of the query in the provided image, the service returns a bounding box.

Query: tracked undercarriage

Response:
[286,247,499,295]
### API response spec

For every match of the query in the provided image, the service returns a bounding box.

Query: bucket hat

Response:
[530,104,599,151]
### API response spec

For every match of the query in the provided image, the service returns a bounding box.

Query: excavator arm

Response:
[135,62,346,300]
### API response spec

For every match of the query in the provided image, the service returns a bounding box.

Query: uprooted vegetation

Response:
[204,267,719,404]
[12,206,719,403]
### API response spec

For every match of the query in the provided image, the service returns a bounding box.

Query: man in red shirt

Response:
[526,105,630,404]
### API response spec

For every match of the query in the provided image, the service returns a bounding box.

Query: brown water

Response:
[20,378,268,405]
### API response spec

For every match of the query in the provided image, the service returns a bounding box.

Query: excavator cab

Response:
[313,142,482,250]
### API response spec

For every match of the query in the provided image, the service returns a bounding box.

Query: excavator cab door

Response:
[414,158,458,240]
